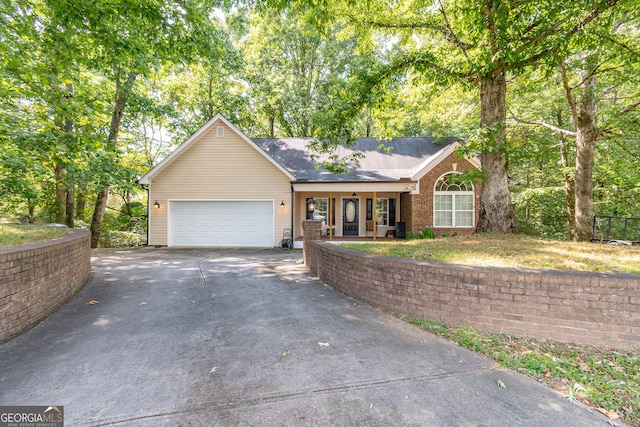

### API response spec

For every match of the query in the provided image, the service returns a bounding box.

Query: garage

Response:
[169,201,274,247]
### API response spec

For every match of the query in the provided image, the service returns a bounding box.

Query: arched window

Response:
[434,173,474,227]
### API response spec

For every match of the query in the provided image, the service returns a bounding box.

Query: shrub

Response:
[99,230,145,248]
[416,226,435,240]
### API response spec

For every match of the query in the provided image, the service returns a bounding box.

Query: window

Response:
[366,198,395,226]
[315,198,328,225]
[307,198,335,225]
[434,173,474,227]
[216,126,224,137]
[376,198,388,225]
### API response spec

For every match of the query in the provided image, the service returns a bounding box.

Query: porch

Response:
[291,186,413,244]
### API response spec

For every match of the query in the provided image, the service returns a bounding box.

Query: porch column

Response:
[302,220,322,265]
[373,191,377,241]
[329,193,333,240]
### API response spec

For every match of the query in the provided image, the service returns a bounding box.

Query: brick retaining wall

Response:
[0,229,91,343]
[303,234,639,350]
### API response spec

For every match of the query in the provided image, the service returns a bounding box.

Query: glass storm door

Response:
[343,199,359,236]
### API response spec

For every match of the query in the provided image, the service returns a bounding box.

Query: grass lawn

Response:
[344,234,640,425]
[342,233,640,274]
[0,224,71,248]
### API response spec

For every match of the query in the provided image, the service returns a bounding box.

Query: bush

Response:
[513,187,568,239]
[416,226,435,240]
[99,230,145,248]
[407,227,436,240]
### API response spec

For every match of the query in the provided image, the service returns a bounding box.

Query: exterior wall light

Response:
[280,200,285,209]
[153,201,160,210]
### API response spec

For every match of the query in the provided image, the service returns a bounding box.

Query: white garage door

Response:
[169,201,274,247]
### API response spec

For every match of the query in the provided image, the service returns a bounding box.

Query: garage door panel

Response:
[170,201,273,247]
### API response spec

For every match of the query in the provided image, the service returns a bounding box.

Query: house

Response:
[138,114,481,248]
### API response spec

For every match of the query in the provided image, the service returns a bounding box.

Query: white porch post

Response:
[373,191,377,241]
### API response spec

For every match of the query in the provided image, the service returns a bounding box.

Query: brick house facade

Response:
[402,153,481,236]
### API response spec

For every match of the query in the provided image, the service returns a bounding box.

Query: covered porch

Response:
[291,182,417,248]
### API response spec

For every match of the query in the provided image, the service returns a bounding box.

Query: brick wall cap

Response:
[0,229,90,257]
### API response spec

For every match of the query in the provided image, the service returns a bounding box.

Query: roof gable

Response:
[410,142,481,181]
[138,114,294,185]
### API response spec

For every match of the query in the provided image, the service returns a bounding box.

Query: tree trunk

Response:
[66,181,75,227]
[54,163,66,223]
[76,182,86,222]
[557,109,575,237]
[573,70,597,241]
[54,82,75,224]
[64,87,75,228]
[476,73,517,234]
[90,68,137,248]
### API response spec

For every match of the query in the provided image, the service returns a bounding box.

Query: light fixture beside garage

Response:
[154,201,160,210]
[280,200,285,209]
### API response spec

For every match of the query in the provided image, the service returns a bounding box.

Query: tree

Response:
[42,0,232,246]
[0,0,98,225]
[271,0,623,234]
[239,7,361,138]
[509,7,640,240]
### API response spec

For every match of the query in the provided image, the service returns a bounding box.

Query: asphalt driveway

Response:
[0,248,615,426]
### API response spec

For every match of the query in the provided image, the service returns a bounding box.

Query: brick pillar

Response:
[302,220,322,265]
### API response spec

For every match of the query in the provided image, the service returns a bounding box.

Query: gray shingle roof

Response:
[252,137,458,182]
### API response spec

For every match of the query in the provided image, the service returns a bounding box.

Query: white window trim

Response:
[376,198,389,226]
[315,197,329,225]
[433,172,475,228]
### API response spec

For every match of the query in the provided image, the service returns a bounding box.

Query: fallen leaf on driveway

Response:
[139,302,147,306]
[209,366,217,374]
[497,379,506,388]
[317,342,330,347]
[87,300,98,305]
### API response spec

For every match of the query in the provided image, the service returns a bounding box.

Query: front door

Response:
[343,198,359,236]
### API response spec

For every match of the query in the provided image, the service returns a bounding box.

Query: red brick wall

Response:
[304,239,640,350]
[0,229,91,343]
[409,154,481,236]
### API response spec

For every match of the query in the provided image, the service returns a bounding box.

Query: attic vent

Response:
[217,126,224,137]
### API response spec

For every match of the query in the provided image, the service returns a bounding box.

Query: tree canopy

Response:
[1,0,638,244]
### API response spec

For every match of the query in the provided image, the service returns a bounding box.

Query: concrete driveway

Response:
[0,248,614,426]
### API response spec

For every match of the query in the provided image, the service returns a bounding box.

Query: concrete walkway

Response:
[0,248,615,426]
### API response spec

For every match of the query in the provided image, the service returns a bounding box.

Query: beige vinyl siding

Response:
[148,120,291,246]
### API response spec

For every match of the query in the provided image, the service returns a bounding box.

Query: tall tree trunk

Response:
[90,68,137,248]
[557,109,575,237]
[76,182,86,222]
[66,178,75,227]
[63,84,75,227]
[476,73,517,233]
[53,82,75,224]
[561,62,597,242]
[573,70,597,241]
[54,163,66,223]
